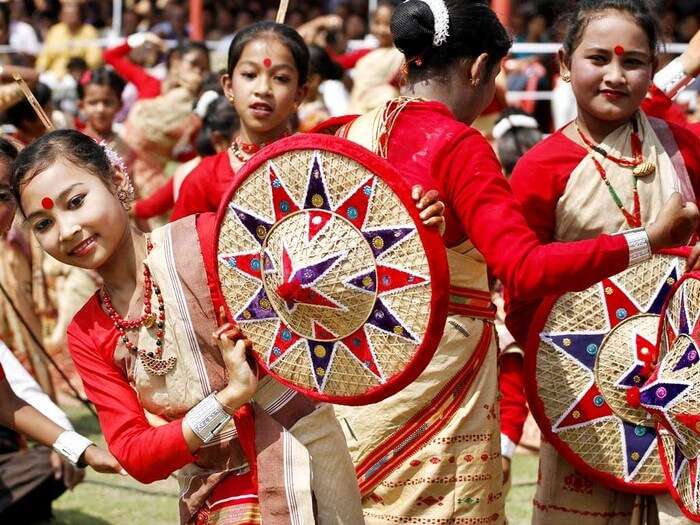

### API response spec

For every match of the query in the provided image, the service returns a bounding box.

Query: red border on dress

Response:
[213,133,450,406]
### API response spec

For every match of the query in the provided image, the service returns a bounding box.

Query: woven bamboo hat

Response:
[215,134,449,405]
[526,252,690,493]
[649,270,700,521]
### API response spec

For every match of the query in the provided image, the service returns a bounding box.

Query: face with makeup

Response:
[222,36,306,143]
[0,158,15,236]
[562,10,655,128]
[20,160,129,270]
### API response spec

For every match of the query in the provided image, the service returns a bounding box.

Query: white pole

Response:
[369,0,377,15]
[112,0,123,38]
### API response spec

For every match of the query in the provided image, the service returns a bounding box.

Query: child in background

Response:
[348,0,404,114]
[298,45,343,132]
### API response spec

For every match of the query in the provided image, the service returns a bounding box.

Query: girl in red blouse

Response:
[317,1,700,524]
[171,23,310,221]
[507,1,700,523]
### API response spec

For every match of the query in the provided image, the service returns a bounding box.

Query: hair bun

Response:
[391,0,435,59]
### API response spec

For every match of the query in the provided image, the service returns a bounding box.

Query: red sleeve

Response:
[171,154,234,222]
[0,362,4,381]
[326,47,371,70]
[499,353,528,445]
[133,178,175,219]
[103,42,161,100]
[437,131,629,301]
[642,85,688,126]
[669,121,700,197]
[67,298,196,483]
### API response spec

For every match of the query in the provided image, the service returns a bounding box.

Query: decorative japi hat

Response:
[649,270,700,521]
[526,251,689,493]
[215,134,449,405]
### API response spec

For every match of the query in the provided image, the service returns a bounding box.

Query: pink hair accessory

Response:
[100,141,127,174]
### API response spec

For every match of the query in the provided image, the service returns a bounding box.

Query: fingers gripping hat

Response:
[215,134,449,405]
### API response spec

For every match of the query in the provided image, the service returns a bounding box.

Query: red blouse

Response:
[506,121,700,347]
[170,152,236,221]
[379,100,630,300]
[66,213,223,483]
[103,42,162,100]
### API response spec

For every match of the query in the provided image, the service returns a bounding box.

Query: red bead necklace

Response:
[576,118,655,177]
[229,133,290,163]
[100,239,175,376]
[576,121,643,228]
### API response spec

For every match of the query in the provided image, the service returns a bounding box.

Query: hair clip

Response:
[100,141,127,174]
[416,0,450,47]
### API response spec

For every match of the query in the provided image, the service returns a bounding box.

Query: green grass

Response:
[42,406,179,525]
[41,405,538,524]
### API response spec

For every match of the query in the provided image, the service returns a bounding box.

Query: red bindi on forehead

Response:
[263,57,272,68]
[614,45,625,56]
[41,197,54,210]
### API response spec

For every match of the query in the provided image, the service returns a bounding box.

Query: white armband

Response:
[654,57,695,100]
[52,430,93,467]
[184,393,232,444]
[622,227,652,266]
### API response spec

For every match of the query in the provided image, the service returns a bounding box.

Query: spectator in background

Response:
[151,0,188,41]
[5,82,53,145]
[36,0,101,81]
[348,0,403,114]
[298,44,343,130]
[0,0,39,65]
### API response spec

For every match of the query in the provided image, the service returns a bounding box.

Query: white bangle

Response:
[185,393,232,444]
[622,227,652,266]
[52,430,93,467]
[126,33,147,49]
[653,57,694,100]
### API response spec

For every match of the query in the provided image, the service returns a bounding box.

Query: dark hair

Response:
[392,0,512,82]
[195,96,240,156]
[67,56,88,72]
[494,109,543,176]
[11,130,113,210]
[77,67,126,99]
[562,0,660,58]
[0,3,10,26]
[0,138,18,163]
[308,44,342,81]
[6,82,52,128]
[226,21,309,85]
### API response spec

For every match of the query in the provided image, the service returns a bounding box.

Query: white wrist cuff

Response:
[501,434,517,459]
[52,430,93,467]
[654,57,694,100]
[185,393,232,444]
[623,227,652,266]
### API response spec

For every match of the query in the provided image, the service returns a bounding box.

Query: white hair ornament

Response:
[492,114,539,140]
[100,141,134,210]
[412,0,450,47]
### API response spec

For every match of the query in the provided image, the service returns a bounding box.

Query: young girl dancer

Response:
[10,129,371,524]
[507,1,700,523]
[0,136,121,477]
[171,22,308,220]
[316,1,700,523]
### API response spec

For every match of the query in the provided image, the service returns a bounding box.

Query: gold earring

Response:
[227,95,235,104]
[116,176,135,211]
[561,72,571,83]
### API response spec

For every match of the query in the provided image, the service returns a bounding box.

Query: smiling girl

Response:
[507,1,700,523]
[10,129,369,524]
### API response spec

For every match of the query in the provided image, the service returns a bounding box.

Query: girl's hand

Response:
[681,30,700,78]
[50,450,85,489]
[646,193,699,251]
[212,323,258,414]
[82,445,127,475]
[412,185,445,235]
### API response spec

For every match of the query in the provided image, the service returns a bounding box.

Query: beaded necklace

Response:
[100,238,176,376]
[576,120,646,228]
[229,132,290,163]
